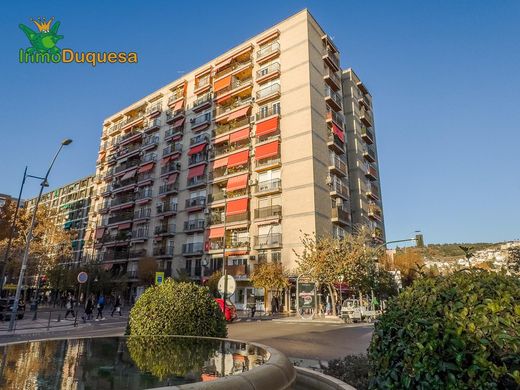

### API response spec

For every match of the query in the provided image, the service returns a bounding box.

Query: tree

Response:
[388,247,425,287]
[250,262,289,311]
[137,256,157,286]
[206,270,222,297]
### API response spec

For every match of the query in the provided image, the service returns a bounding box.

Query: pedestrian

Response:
[95,294,105,321]
[64,293,75,319]
[111,294,122,317]
[250,303,256,318]
[274,296,280,313]
[83,295,94,321]
[326,300,332,316]
[336,301,342,317]
[271,296,277,315]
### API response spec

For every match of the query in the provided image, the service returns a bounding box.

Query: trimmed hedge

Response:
[326,354,370,390]
[369,270,520,389]
[129,279,227,337]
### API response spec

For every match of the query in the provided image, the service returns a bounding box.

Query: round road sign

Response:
[77,272,88,284]
[217,275,236,296]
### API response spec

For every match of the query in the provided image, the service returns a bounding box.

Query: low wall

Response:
[294,367,356,390]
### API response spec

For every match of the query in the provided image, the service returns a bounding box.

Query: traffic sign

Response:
[218,275,236,296]
[77,272,88,284]
[155,272,165,285]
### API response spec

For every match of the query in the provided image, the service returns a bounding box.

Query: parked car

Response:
[0,298,26,321]
[214,298,237,322]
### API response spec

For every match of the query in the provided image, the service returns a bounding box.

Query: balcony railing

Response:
[131,229,149,239]
[188,154,207,166]
[226,211,249,224]
[156,203,178,214]
[154,224,176,235]
[331,181,349,198]
[359,108,373,126]
[146,103,162,116]
[255,179,281,194]
[256,106,281,121]
[183,219,205,232]
[111,194,135,207]
[142,135,159,148]
[159,183,179,195]
[332,207,350,224]
[114,159,140,174]
[215,77,253,97]
[363,147,377,163]
[187,175,207,188]
[160,162,181,176]
[107,212,133,224]
[211,141,249,159]
[323,66,341,89]
[135,189,153,200]
[134,208,151,219]
[254,233,282,247]
[255,157,281,169]
[190,134,209,146]
[215,58,253,80]
[182,242,204,255]
[254,205,282,219]
[330,154,347,175]
[165,125,183,139]
[361,127,374,144]
[365,164,378,180]
[215,97,252,117]
[141,153,157,164]
[323,45,340,70]
[257,42,280,60]
[257,62,280,80]
[256,83,280,101]
[326,110,345,130]
[191,92,213,110]
[185,196,206,209]
[214,117,249,136]
[162,143,182,156]
[168,90,184,104]
[325,86,342,110]
[153,246,174,256]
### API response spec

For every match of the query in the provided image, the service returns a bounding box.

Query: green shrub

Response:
[369,270,520,389]
[129,279,227,337]
[325,354,370,390]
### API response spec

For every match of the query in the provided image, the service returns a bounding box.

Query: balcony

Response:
[111,194,135,207]
[100,250,129,261]
[107,212,134,225]
[131,229,149,241]
[165,108,185,124]
[133,208,151,221]
[141,153,157,164]
[215,77,253,100]
[358,95,371,110]
[156,202,178,215]
[182,242,204,256]
[128,249,147,260]
[119,130,143,146]
[183,219,205,233]
[214,58,253,81]
[208,239,224,252]
[225,264,249,279]
[361,127,374,144]
[254,205,282,220]
[211,141,249,159]
[330,181,349,200]
[159,183,178,196]
[256,62,281,84]
[188,154,208,166]
[366,184,380,200]
[215,97,252,119]
[256,83,280,105]
[191,92,213,112]
[365,164,378,181]
[326,110,345,131]
[363,147,377,163]
[118,143,141,159]
[331,207,350,226]
[322,45,340,72]
[154,224,176,236]
[323,66,341,91]
[168,90,184,107]
[146,103,162,117]
[137,171,154,185]
[162,143,182,157]
[160,162,181,176]
[190,134,209,146]
[254,233,282,248]
[368,204,383,221]
[114,159,140,175]
[186,175,207,189]
[254,179,281,195]
[153,246,174,257]
[164,125,184,141]
[135,188,153,202]
[190,113,212,131]
[143,119,161,134]
[327,131,344,154]
[254,157,281,172]
[185,196,206,210]
[329,155,347,177]
[255,106,281,121]
[359,108,373,127]
[141,135,159,150]
[214,117,250,137]
[257,42,280,64]
[209,165,249,182]
[226,211,249,224]
[325,86,342,112]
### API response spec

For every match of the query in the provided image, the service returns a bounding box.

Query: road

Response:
[0,316,373,362]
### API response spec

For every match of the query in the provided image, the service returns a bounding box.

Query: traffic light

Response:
[415,234,424,248]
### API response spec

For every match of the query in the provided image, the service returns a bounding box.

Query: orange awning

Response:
[167,173,178,184]
[226,198,248,216]
[214,57,232,72]
[332,123,345,143]
[121,169,137,180]
[227,150,249,168]
[138,162,154,173]
[227,173,248,192]
[227,106,251,122]
[229,128,250,143]
[173,118,185,128]
[95,228,105,239]
[213,157,228,169]
[172,100,184,111]
[256,117,279,137]
[97,151,106,162]
[162,156,173,164]
[214,134,229,144]
[255,141,279,161]
[188,143,207,156]
[225,250,248,256]
[214,75,232,92]
[208,227,225,238]
[187,164,205,179]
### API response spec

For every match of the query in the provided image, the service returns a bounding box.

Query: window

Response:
[185,259,192,274]
[257,251,268,263]
[271,250,281,263]
[258,169,280,183]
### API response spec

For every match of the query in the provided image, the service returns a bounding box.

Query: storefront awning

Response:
[138,162,154,173]
[226,173,248,192]
[187,164,206,179]
[214,75,232,93]
[208,227,225,239]
[213,157,228,169]
[229,128,250,143]
[254,141,279,161]
[227,150,249,168]
[332,123,345,143]
[188,143,207,156]
[256,116,279,137]
[226,198,248,216]
[227,106,251,122]
[121,169,137,181]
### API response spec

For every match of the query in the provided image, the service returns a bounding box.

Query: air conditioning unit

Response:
[204,207,210,214]
[249,255,256,261]
[248,179,257,186]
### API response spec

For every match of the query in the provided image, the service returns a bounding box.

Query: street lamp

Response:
[9,139,72,331]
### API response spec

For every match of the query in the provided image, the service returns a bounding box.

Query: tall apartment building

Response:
[342,69,386,242]
[87,9,385,309]
[25,175,95,264]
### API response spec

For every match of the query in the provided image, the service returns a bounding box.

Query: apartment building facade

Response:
[87,9,385,310]
[25,175,95,264]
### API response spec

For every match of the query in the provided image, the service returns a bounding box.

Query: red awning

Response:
[227,150,249,168]
[214,134,229,144]
[95,228,105,239]
[256,117,279,137]
[332,123,345,142]
[121,169,137,180]
[167,173,178,184]
[138,162,154,173]
[173,118,185,128]
[213,157,228,169]
[225,250,248,256]
[227,106,251,122]
[255,141,279,161]
[118,222,131,230]
[229,128,250,143]
[172,100,184,111]
[97,151,106,163]
[208,227,225,239]
[188,143,207,156]
[187,164,205,179]
[227,173,248,192]
[226,198,248,216]
[162,156,173,164]
[214,75,232,92]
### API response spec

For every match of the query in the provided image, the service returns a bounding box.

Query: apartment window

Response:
[258,195,281,209]
[229,257,247,266]
[257,251,268,263]
[185,259,192,274]
[271,250,281,263]
[258,169,280,183]
[210,257,222,272]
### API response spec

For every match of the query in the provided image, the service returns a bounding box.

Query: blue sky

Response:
[1,0,519,245]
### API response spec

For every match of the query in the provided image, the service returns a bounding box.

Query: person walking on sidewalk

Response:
[64,293,75,319]
[83,295,94,321]
[111,295,122,317]
[96,294,105,321]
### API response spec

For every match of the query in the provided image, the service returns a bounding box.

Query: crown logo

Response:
[31,16,54,33]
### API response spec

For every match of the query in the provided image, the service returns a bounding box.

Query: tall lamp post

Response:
[9,139,72,331]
